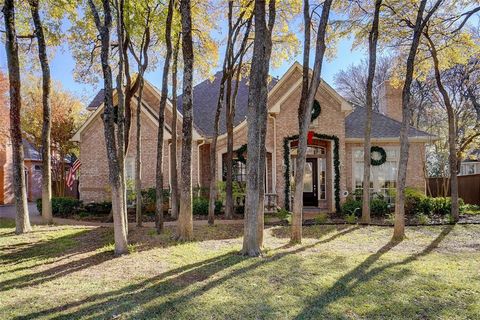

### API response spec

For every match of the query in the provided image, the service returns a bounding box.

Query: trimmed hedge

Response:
[36,197,82,217]
[405,187,464,216]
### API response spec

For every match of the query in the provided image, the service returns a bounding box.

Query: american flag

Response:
[66,159,81,189]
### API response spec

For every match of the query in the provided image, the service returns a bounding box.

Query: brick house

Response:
[72,62,433,211]
[0,116,44,204]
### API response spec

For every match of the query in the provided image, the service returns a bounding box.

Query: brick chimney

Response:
[378,80,403,122]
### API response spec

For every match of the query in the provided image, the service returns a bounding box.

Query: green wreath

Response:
[370,146,387,166]
[235,144,247,164]
[311,100,321,122]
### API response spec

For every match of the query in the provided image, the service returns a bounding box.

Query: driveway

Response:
[0,203,41,223]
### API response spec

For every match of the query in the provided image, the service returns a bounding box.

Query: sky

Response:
[0,19,366,107]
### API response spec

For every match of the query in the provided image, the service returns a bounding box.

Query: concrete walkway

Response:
[0,203,245,227]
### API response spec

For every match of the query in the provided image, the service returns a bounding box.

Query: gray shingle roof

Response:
[87,89,105,110]
[345,106,432,139]
[23,139,41,161]
[177,71,278,137]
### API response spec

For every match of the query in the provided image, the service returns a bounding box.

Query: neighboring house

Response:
[0,137,43,205]
[459,149,480,176]
[72,62,433,211]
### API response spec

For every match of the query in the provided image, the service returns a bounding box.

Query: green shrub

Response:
[84,201,112,215]
[404,187,427,215]
[192,197,209,215]
[37,197,82,217]
[416,213,430,225]
[370,198,389,217]
[314,213,328,224]
[276,208,292,225]
[345,212,357,224]
[342,197,362,216]
[215,200,223,214]
[141,188,170,205]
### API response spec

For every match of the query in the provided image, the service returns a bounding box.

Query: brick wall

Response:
[79,100,200,203]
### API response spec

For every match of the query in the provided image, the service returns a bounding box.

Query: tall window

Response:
[125,157,135,182]
[223,159,246,183]
[353,148,398,203]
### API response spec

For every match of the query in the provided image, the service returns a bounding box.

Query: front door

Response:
[303,158,318,206]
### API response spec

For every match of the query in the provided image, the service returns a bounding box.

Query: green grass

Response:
[1,218,479,319]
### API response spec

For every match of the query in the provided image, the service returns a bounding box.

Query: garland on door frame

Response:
[235,144,248,164]
[370,146,387,166]
[283,133,340,213]
[311,100,321,122]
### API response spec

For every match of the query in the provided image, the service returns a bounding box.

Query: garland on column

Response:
[235,144,248,164]
[283,133,341,213]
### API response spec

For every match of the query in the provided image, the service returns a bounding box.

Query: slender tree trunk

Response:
[170,34,181,219]
[291,0,332,243]
[88,0,128,255]
[156,0,174,233]
[29,0,52,224]
[242,0,275,256]
[114,0,128,236]
[393,0,440,241]
[208,68,228,226]
[425,33,459,222]
[124,35,140,154]
[361,0,382,224]
[291,0,311,242]
[225,73,235,219]
[177,0,194,241]
[135,76,145,227]
[3,0,32,234]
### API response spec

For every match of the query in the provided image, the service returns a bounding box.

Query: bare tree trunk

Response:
[136,76,145,227]
[225,71,235,219]
[156,0,174,233]
[133,32,152,229]
[242,0,275,256]
[177,0,194,241]
[208,65,228,226]
[88,0,128,255]
[29,0,52,224]
[170,34,181,219]
[114,0,128,236]
[3,0,32,234]
[124,35,142,154]
[291,0,332,243]
[425,32,459,222]
[361,0,382,224]
[291,0,310,242]
[393,0,441,241]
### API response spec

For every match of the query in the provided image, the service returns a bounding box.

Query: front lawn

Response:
[1,218,479,319]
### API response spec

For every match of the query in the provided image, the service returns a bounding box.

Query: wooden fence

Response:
[427,174,480,205]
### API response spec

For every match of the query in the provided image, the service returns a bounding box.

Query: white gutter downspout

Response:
[269,113,277,194]
[197,139,206,191]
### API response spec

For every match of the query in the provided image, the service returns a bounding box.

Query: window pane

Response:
[303,162,313,192]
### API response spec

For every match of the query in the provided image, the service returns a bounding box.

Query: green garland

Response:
[311,100,321,122]
[370,146,387,166]
[235,144,248,164]
[283,133,340,213]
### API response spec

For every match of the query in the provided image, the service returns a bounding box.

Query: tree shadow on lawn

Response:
[270,224,353,240]
[14,226,361,320]
[293,225,455,319]
[129,224,245,251]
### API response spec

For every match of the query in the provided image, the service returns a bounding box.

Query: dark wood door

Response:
[303,158,318,206]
